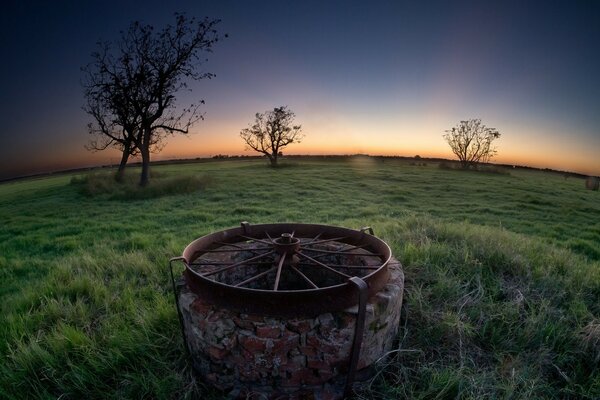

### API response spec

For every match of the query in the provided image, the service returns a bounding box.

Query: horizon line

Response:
[1,153,597,184]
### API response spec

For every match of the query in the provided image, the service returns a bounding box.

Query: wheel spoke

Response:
[297,263,380,270]
[273,253,287,291]
[309,232,323,243]
[192,261,269,266]
[302,236,347,246]
[235,266,277,287]
[265,231,274,242]
[202,251,275,277]
[238,234,272,245]
[296,252,351,278]
[212,241,266,256]
[200,247,271,253]
[290,265,319,289]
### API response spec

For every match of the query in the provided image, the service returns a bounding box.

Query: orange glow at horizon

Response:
[13,112,596,178]
[144,121,599,176]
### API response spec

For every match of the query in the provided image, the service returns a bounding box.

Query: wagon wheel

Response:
[189,228,385,290]
[181,222,391,316]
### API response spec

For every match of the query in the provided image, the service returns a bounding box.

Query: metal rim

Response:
[180,222,392,316]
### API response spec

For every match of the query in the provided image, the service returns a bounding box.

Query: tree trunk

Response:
[269,153,278,167]
[115,145,130,182]
[139,128,151,187]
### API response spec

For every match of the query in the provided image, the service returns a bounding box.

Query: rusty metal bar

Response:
[169,257,190,358]
[235,266,277,287]
[301,244,369,254]
[202,251,275,277]
[345,276,369,397]
[289,265,319,289]
[273,253,287,291]
[308,250,383,260]
[199,247,271,253]
[212,241,271,255]
[360,226,374,235]
[296,252,352,278]
[297,263,380,270]
[301,236,347,246]
[191,261,269,266]
[310,232,323,242]
[238,235,272,245]
[240,221,250,234]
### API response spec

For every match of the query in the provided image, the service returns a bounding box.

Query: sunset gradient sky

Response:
[1,0,599,179]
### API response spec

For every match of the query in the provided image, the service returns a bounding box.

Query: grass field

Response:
[1,158,599,399]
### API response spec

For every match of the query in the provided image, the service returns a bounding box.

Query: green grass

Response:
[0,158,598,399]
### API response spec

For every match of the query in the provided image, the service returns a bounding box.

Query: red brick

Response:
[307,356,329,370]
[238,366,260,381]
[299,346,318,357]
[207,311,226,323]
[287,354,307,368]
[207,345,229,360]
[232,316,255,330]
[317,369,335,381]
[286,319,312,333]
[239,313,265,323]
[241,349,255,362]
[269,332,299,354]
[239,334,266,353]
[256,325,281,339]
[306,334,337,353]
[323,353,346,369]
[191,299,212,314]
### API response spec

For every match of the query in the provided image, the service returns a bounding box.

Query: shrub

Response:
[70,172,212,200]
[438,161,459,170]
[585,177,599,191]
[438,162,509,175]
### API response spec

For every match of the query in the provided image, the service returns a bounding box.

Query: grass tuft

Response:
[70,172,212,200]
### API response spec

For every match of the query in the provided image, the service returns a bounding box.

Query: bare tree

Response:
[82,74,140,182]
[240,106,303,166]
[82,13,224,186]
[443,119,501,169]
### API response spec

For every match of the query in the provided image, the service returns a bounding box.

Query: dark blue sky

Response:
[1,0,599,178]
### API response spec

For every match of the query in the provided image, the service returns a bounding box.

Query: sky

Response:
[1,0,599,179]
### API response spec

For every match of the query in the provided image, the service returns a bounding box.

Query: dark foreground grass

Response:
[0,159,598,399]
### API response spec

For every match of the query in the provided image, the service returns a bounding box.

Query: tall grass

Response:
[70,171,212,200]
[0,159,598,399]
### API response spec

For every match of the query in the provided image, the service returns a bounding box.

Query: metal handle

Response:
[345,276,369,397]
[360,226,374,235]
[169,256,191,358]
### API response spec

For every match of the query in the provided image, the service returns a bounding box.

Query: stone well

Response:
[171,223,404,399]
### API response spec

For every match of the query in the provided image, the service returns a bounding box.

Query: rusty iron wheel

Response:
[178,222,392,316]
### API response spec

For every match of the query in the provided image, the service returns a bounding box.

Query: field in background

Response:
[0,158,598,399]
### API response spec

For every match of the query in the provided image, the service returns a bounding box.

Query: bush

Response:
[70,172,212,200]
[438,161,460,170]
[438,162,510,175]
[585,177,599,191]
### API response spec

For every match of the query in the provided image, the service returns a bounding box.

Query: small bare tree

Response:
[443,119,501,168]
[240,106,303,166]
